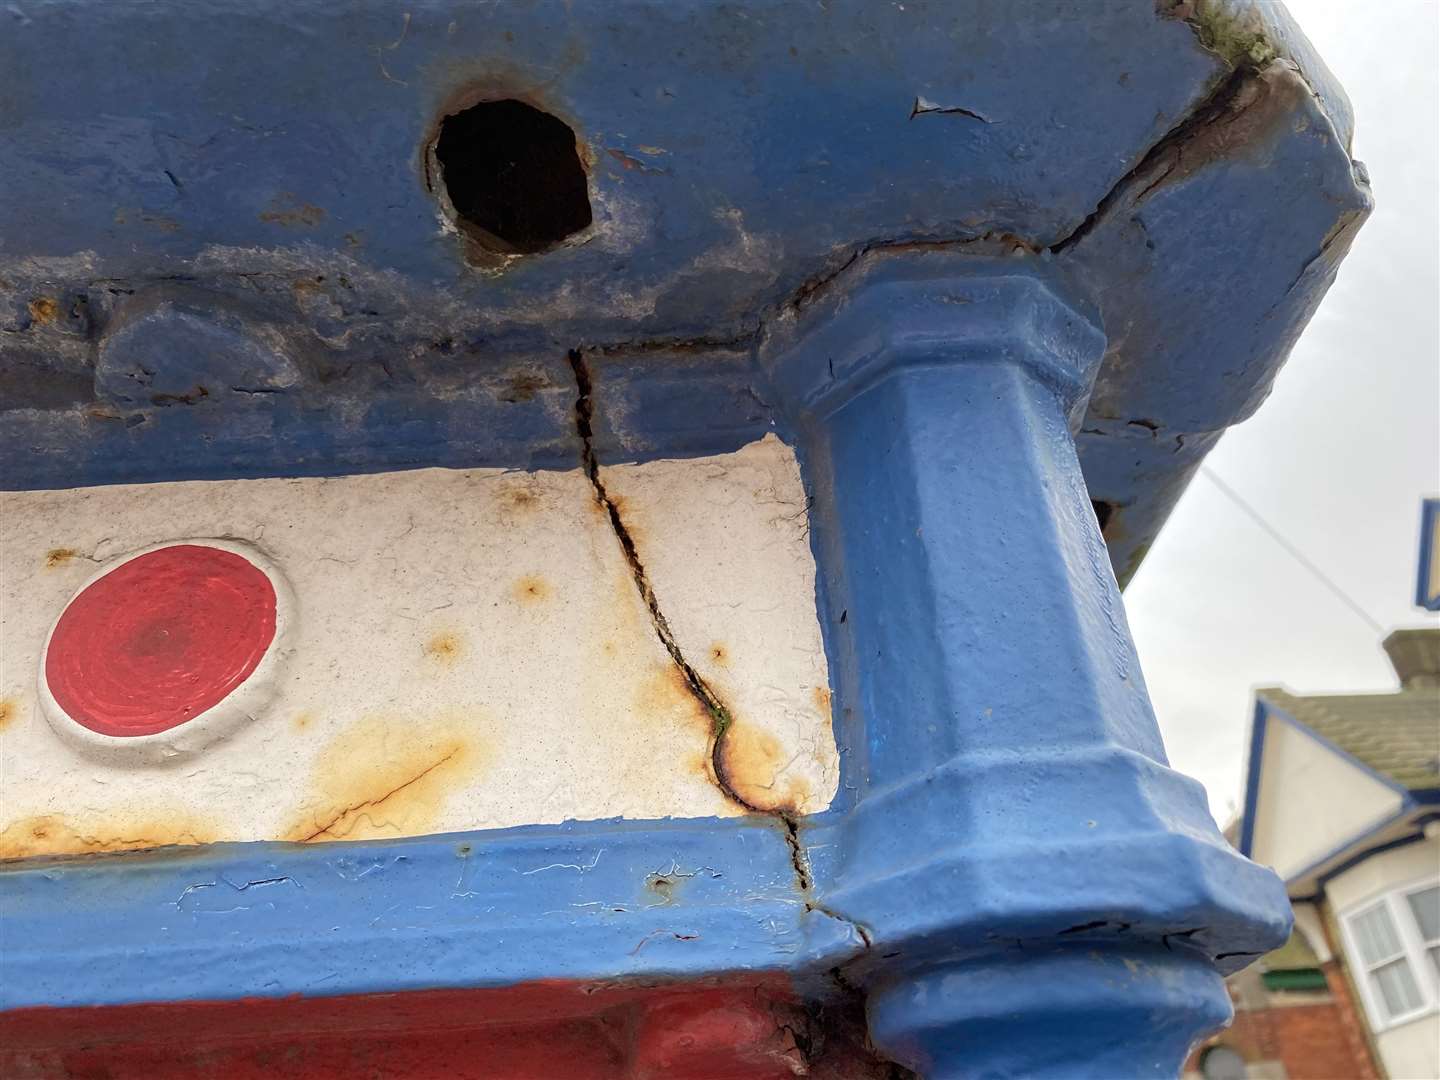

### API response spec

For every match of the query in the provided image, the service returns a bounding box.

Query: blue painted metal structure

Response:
[0,2,1370,1076]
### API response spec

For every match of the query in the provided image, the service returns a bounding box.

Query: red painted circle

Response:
[45,545,278,737]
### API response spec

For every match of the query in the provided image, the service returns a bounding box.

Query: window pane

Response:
[1352,903,1403,965]
[1372,958,1423,1019]
[1407,885,1440,943]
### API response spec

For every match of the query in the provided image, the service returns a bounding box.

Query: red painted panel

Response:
[45,545,277,736]
[0,977,817,1079]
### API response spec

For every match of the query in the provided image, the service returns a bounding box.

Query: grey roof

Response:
[1260,686,1440,792]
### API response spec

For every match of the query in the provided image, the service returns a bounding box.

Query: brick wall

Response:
[1186,966,1379,1079]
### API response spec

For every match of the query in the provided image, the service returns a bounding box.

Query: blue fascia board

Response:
[0,2,1371,590]
[0,813,861,1011]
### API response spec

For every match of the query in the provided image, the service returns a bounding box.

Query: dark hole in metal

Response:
[434,99,591,255]
[1091,500,1114,532]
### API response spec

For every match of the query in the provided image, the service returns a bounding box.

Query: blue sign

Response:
[1418,498,1440,611]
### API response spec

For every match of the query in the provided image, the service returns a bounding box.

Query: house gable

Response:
[1248,706,1406,882]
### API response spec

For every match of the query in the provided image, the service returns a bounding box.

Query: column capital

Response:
[760,253,1106,422]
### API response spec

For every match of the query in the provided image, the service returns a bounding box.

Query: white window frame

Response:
[1340,874,1440,1032]
[1404,880,1440,978]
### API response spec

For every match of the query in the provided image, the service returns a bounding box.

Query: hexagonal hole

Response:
[432,99,592,256]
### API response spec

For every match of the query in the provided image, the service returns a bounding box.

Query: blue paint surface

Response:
[0,1,1369,585]
[3,263,1293,1079]
[2,816,857,1009]
[0,1,1367,1073]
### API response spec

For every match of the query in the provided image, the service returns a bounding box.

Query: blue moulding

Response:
[0,1,1371,583]
[1,261,1291,1078]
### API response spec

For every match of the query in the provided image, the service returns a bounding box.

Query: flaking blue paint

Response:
[0,1,1371,1074]
[2,261,1294,1079]
[0,1,1371,585]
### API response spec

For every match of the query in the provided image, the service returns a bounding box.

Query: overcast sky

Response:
[1126,0,1440,823]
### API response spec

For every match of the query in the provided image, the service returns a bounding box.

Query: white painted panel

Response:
[1249,717,1403,881]
[0,435,837,858]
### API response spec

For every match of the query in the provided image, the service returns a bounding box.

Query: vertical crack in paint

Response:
[564,351,826,907]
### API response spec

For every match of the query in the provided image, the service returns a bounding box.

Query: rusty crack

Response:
[296,749,460,842]
[566,350,845,919]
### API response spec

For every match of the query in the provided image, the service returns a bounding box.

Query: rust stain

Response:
[0,813,215,861]
[637,665,712,738]
[259,194,326,228]
[811,686,832,714]
[43,548,79,569]
[423,630,466,666]
[511,575,551,604]
[291,710,315,732]
[496,480,543,516]
[708,642,730,668]
[680,750,714,784]
[499,372,548,404]
[284,713,487,843]
[27,297,59,326]
[716,722,813,815]
[0,698,17,732]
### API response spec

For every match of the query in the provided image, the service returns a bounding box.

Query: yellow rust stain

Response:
[637,665,712,737]
[511,574,551,604]
[709,643,730,668]
[43,548,79,569]
[285,712,488,843]
[291,710,316,732]
[811,686,832,714]
[27,297,59,326]
[717,721,814,815]
[681,749,715,785]
[423,630,466,666]
[0,813,215,861]
[0,698,17,732]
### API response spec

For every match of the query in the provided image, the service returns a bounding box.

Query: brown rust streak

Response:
[259,195,326,228]
[294,750,460,843]
[43,548,79,569]
[284,713,486,844]
[27,297,58,326]
[715,722,814,815]
[0,813,215,861]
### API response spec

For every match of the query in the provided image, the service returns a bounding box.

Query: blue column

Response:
[766,256,1289,1078]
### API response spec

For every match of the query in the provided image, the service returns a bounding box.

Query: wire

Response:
[1199,466,1385,636]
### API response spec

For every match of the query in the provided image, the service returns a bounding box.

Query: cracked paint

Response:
[0,434,836,857]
